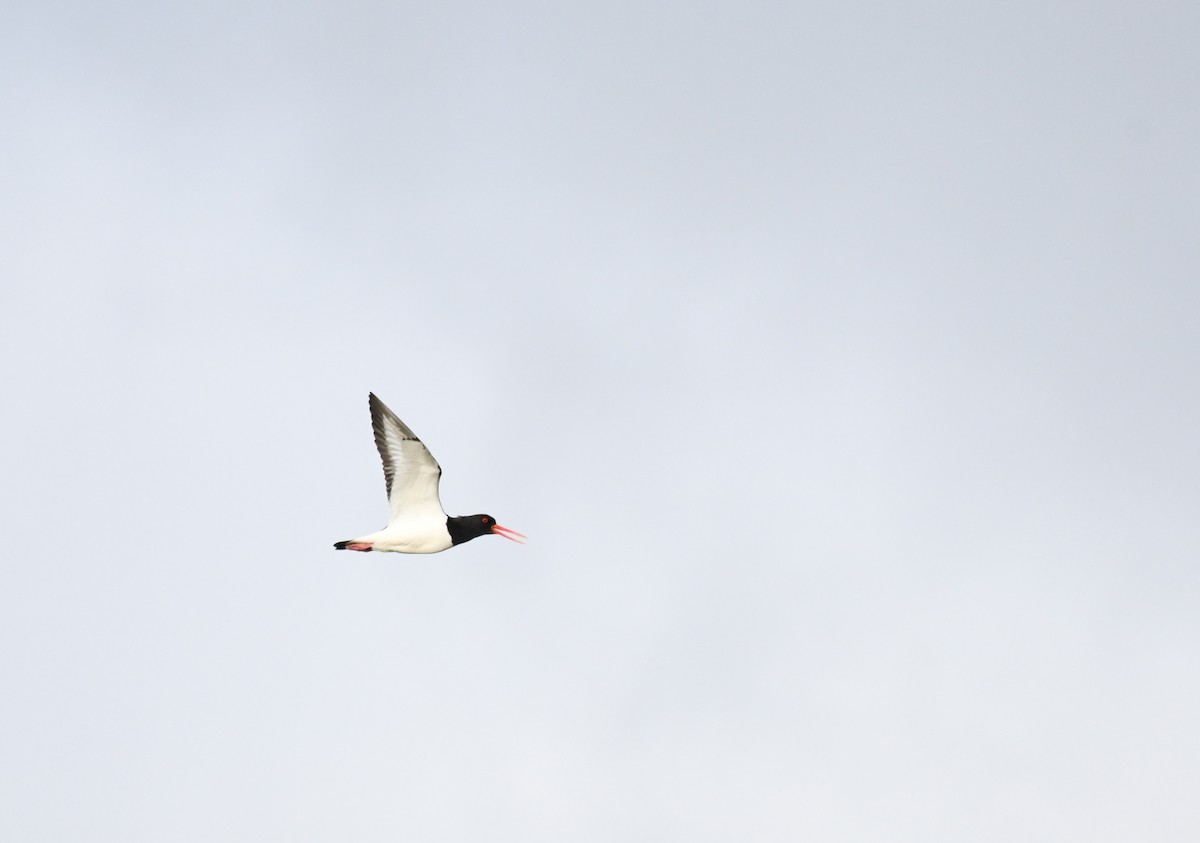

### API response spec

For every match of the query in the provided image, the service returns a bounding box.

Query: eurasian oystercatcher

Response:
[334,393,525,553]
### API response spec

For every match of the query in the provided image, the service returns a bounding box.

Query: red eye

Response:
[482,517,489,523]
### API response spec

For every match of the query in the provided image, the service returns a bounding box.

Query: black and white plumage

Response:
[333,393,525,554]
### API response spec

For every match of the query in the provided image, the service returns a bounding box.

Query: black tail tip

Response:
[333,541,349,550]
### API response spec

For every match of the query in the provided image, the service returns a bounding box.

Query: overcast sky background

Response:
[2,1,1198,840]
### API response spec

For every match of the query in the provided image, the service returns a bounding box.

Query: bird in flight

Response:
[334,393,525,553]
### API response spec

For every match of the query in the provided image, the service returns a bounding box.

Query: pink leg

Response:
[347,542,373,552]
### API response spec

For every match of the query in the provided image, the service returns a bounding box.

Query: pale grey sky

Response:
[2,1,1198,840]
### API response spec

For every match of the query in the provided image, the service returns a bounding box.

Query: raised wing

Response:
[369,393,444,524]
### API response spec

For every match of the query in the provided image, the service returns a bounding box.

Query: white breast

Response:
[357,519,453,554]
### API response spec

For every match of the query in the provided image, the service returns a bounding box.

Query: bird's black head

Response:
[446,514,526,546]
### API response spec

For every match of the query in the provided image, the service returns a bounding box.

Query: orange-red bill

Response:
[491,524,527,544]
